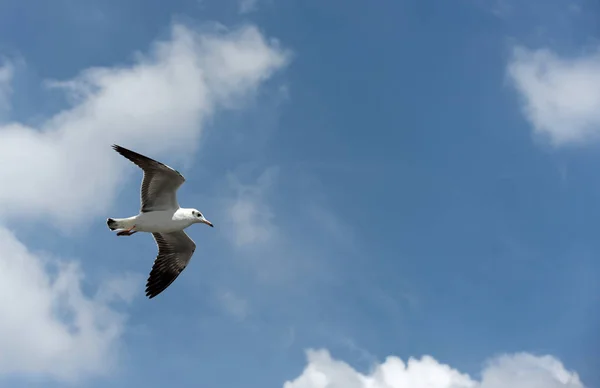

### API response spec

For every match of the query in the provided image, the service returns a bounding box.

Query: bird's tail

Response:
[107,218,126,231]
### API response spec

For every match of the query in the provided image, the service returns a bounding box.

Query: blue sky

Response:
[0,0,597,387]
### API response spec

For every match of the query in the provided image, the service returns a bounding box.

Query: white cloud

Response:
[0,22,289,382]
[284,349,585,388]
[507,46,600,147]
[239,0,258,14]
[0,23,289,226]
[0,227,131,381]
[226,166,279,247]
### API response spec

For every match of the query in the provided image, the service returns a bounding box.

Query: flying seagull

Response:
[107,144,213,299]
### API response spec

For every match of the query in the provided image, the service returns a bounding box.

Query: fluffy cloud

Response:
[0,23,289,381]
[0,227,135,381]
[507,47,600,146]
[284,349,585,388]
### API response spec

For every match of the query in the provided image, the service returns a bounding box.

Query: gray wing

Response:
[146,231,196,299]
[112,144,185,212]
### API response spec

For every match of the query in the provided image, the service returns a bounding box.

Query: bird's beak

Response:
[202,219,214,227]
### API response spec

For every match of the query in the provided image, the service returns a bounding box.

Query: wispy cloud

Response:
[285,349,584,388]
[225,166,279,247]
[217,290,251,320]
[507,46,600,147]
[239,0,259,14]
[0,60,13,118]
[96,272,144,304]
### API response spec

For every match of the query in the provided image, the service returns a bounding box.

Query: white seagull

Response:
[107,144,213,299]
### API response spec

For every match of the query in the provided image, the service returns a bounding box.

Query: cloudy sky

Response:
[0,0,598,387]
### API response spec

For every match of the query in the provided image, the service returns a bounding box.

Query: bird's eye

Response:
[198,213,203,218]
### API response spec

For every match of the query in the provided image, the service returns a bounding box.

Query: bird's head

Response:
[191,209,213,227]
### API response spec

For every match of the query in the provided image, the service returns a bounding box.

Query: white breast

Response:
[134,210,193,233]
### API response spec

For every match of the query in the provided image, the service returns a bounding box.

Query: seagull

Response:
[107,144,213,299]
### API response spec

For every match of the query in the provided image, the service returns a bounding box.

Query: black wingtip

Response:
[145,276,163,299]
[145,282,164,299]
[145,281,155,299]
[112,144,124,153]
[145,287,163,299]
[145,287,156,299]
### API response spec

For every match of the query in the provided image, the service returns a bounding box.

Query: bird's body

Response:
[108,208,198,234]
[107,144,213,299]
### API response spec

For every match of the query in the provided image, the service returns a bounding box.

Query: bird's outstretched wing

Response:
[146,230,196,299]
[112,144,185,212]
